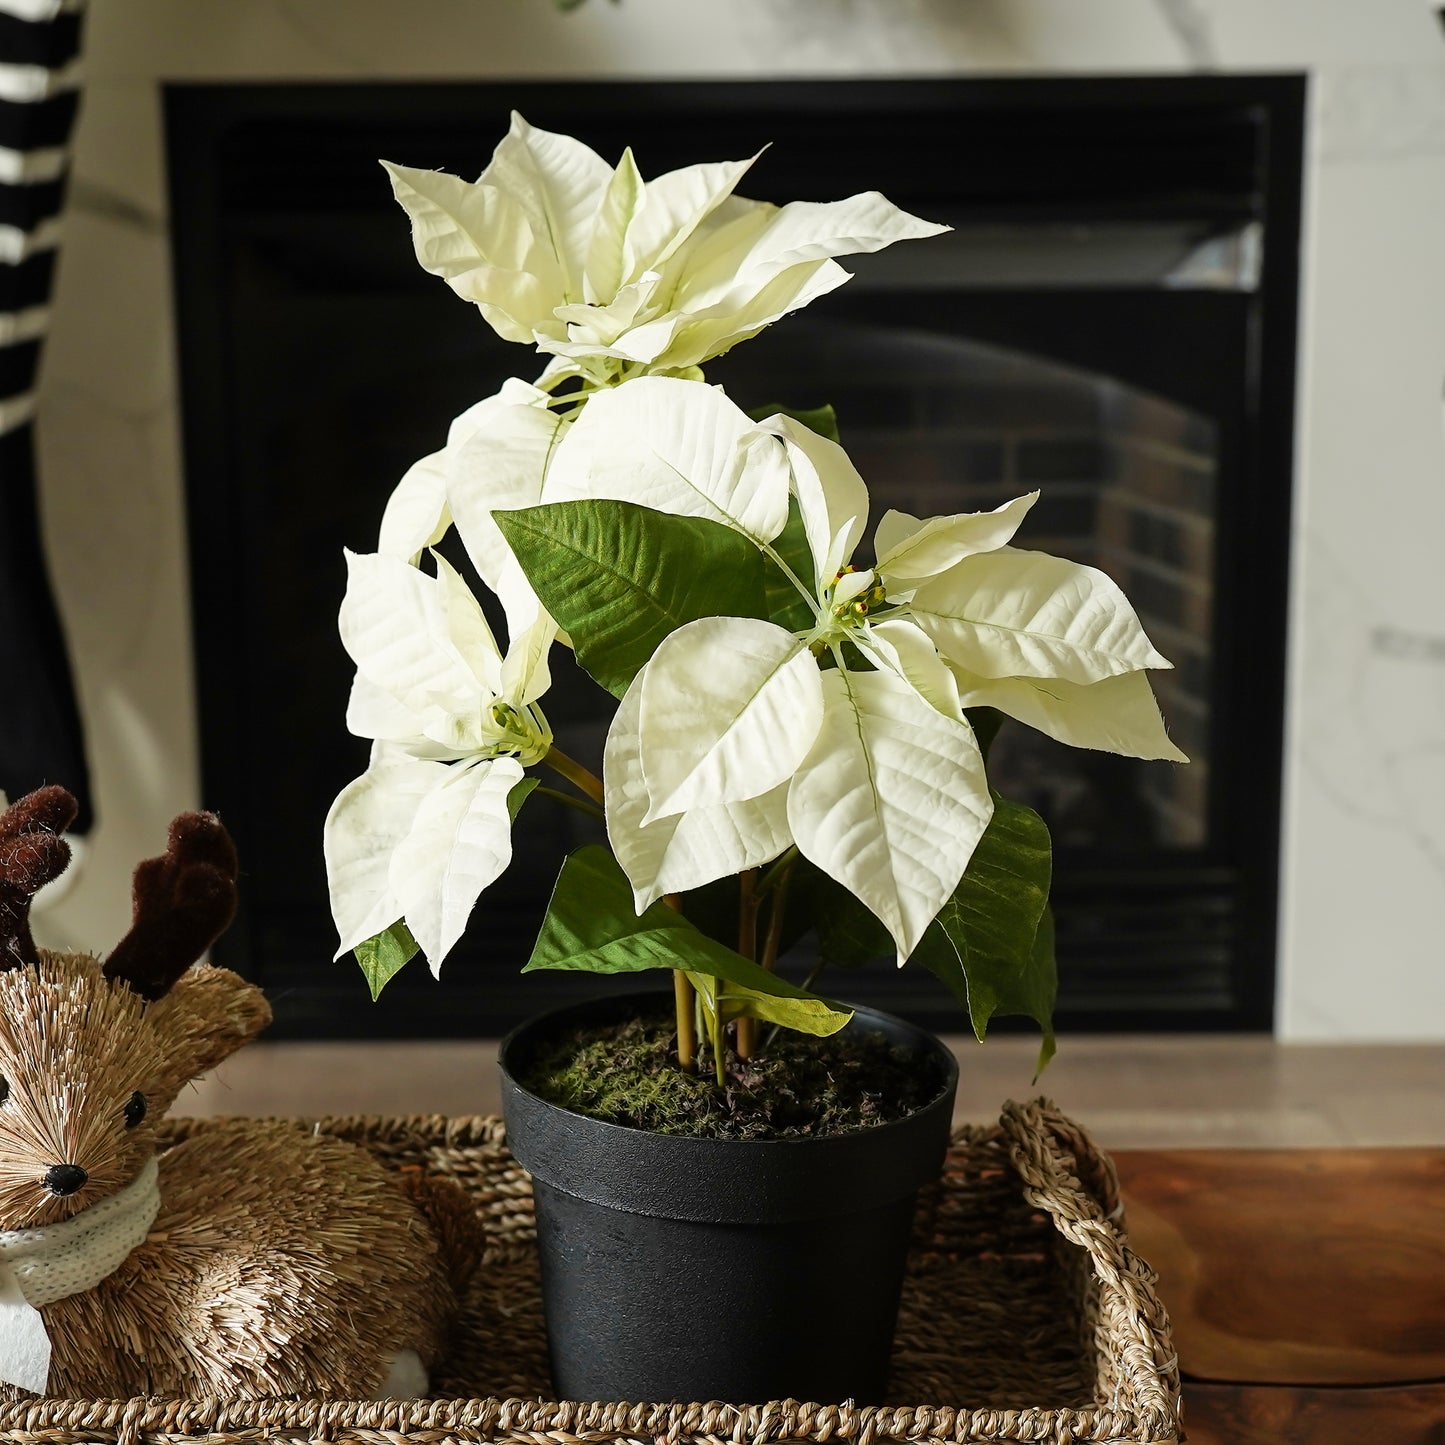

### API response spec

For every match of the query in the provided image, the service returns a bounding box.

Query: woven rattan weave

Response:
[0,1099,1179,1445]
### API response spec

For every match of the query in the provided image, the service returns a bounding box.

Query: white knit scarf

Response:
[0,1156,160,1393]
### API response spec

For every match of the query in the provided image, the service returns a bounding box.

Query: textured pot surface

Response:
[499,993,959,1405]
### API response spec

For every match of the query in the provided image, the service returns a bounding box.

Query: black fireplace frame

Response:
[167,74,1304,1039]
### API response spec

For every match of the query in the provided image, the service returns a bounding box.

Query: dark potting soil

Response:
[520,1011,947,1140]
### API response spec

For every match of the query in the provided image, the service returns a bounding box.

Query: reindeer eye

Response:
[0,1078,8,1106]
[123,1092,147,1129]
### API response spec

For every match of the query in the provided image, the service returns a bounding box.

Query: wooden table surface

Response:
[1114,1148,1445,1444]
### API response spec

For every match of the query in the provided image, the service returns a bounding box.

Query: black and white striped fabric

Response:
[0,0,91,830]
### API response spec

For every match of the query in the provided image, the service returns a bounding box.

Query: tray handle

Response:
[1000,1097,1123,1224]
[999,1098,1182,1438]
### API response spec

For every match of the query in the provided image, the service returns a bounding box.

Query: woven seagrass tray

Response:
[0,1098,1180,1445]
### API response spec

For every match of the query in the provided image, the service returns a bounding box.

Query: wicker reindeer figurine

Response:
[0,786,480,1400]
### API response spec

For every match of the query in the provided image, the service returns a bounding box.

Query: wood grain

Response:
[1115,1149,1445,1386]
[1182,1382,1445,1445]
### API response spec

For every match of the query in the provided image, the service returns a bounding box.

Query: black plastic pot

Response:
[498,993,959,1406]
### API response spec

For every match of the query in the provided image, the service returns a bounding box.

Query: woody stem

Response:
[734,868,762,1059]
[673,967,697,1073]
[543,745,605,807]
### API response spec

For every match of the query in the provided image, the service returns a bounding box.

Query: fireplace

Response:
[167,76,1303,1038]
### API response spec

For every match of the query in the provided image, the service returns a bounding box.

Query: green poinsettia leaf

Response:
[507,775,540,822]
[913,903,1057,1076]
[914,793,1054,1050]
[686,965,848,1039]
[796,793,1053,1052]
[521,844,696,974]
[747,401,842,445]
[716,981,851,1038]
[796,858,895,969]
[908,927,968,1010]
[1027,905,1058,1077]
[354,918,420,1002]
[524,846,850,1034]
[760,498,818,633]
[494,499,768,699]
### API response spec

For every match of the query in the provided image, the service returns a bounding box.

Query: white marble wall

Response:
[31,0,1445,1038]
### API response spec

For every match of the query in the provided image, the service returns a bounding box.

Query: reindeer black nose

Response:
[43,1164,88,1196]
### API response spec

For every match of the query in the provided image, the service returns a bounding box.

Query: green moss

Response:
[521,1010,946,1140]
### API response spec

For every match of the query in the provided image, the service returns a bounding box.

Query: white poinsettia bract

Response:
[577,384,1185,957]
[377,377,564,640]
[383,112,948,388]
[324,550,556,973]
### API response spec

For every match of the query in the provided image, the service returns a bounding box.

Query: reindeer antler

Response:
[103,811,239,1000]
[0,786,78,971]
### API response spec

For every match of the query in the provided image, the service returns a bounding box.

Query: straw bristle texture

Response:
[25,1121,460,1399]
[0,1102,1179,1444]
[0,953,482,1401]
[0,953,167,1227]
[0,953,273,1229]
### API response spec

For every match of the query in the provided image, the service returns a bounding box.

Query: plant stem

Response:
[734,868,761,1058]
[751,872,795,1054]
[758,539,821,616]
[713,1006,727,1087]
[799,957,829,994]
[660,893,696,1074]
[534,785,605,822]
[544,744,605,806]
[673,969,697,1072]
[760,868,793,975]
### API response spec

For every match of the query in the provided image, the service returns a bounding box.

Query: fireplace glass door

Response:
[168,76,1303,1036]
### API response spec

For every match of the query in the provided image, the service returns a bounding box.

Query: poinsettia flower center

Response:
[479,700,553,766]
[827,565,889,623]
[803,566,897,651]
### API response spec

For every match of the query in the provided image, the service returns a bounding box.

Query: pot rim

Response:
[498,990,959,1224]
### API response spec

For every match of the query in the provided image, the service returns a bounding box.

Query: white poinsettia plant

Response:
[324,114,1187,1080]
